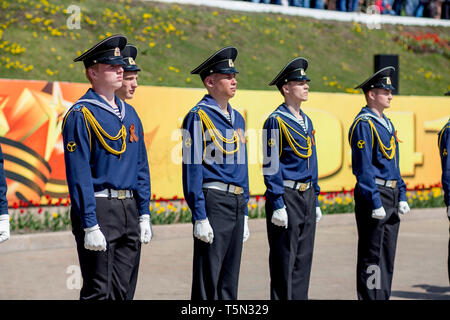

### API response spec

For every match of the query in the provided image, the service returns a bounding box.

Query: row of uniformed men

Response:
[0,34,448,300]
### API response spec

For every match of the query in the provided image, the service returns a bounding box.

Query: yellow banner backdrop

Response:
[0,79,448,204]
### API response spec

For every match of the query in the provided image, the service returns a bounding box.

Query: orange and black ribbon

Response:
[129,124,139,143]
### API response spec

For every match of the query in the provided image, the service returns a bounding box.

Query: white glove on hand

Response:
[0,214,10,244]
[447,206,450,218]
[194,218,214,244]
[139,214,153,244]
[372,207,386,220]
[316,207,322,223]
[243,215,250,243]
[84,224,107,251]
[399,201,410,214]
[272,206,288,228]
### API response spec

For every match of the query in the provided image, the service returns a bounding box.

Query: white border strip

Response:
[145,0,450,27]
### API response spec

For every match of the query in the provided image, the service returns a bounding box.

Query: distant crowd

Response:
[245,0,450,19]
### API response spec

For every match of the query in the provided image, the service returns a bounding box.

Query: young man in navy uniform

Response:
[182,46,250,300]
[116,44,140,101]
[62,34,152,300]
[262,57,322,300]
[0,145,9,244]
[115,43,146,300]
[349,66,410,300]
[438,118,450,283]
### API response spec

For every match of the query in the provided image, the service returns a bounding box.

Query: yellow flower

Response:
[155,202,160,208]
[251,203,257,209]
[52,213,58,219]
[182,206,188,212]
[186,77,191,83]
[166,43,172,49]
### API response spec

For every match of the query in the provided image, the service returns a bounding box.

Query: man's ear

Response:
[88,67,97,81]
[203,74,215,89]
[366,89,376,101]
[281,83,289,96]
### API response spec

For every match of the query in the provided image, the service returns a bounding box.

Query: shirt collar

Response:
[199,94,235,125]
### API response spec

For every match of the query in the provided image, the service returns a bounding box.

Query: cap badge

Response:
[228,59,234,68]
[300,69,306,76]
[114,47,120,56]
[128,57,135,65]
[386,77,391,85]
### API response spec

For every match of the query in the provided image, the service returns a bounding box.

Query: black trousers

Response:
[191,188,246,300]
[448,218,450,284]
[71,197,141,300]
[354,183,400,300]
[265,187,316,300]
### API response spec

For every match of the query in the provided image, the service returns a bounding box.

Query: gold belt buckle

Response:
[298,183,308,192]
[117,190,127,200]
[234,186,243,194]
[391,180,397,188]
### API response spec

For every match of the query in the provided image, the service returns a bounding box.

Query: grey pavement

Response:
[0,208,449,300]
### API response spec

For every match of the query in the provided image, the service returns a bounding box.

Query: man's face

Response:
[116,71,138,100]
[207,73,237,99]
[92,63,124,90]
[370,88,393,109]
[283,80,309,102]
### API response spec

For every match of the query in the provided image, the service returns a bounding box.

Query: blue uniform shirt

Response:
[262,103,320,210]
[62,88,151,229]
[438,119,450,207]
[348,106,407,209]
[0,144,8,215]
[182,94,249,221]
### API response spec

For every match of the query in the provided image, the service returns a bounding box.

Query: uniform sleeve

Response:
[242,121,249,217]
[0,145,8,215]
[393,125,407,202]
[262,117,285,210]
[309,119,321,207]
[135,118,151,216]
[182,111,207,221]
[62,109,97,229]
[440,127,450,206]
[349,120,383,210]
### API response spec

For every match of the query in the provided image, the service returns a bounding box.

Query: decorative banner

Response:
[0,78,448,204]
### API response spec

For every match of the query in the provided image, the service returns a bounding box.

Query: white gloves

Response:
[316,207,322,223]
[0,214,10,244]
[372,206,386,220]
[139,214,153,244]
[194,218,214,244]
[272,206,288,228]
[243,215,250,243]
[399,201,410,214]
[84,224,107,251]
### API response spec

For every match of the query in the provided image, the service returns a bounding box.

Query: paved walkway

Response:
[0,208,449,300]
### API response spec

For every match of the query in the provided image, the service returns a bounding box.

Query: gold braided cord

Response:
[438,125,450,149]
[349,117,374,148]
[349,118,395,160]
[62,106,127,155]
[367,120,396,160]
[197,109,240,155]
[82,107,127,155]
[276,117,312,159]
